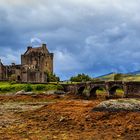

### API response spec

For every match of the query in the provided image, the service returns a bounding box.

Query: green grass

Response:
[0,82,64,94]
[123,75,140,81]
[98,73,115,81]
[95,89,124,97]
[96,89,106,95]
[115,89,124,97]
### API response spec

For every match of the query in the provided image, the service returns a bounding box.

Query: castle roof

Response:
[24,44,49,55]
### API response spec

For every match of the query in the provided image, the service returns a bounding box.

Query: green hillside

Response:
[123,75,140,81]
[97,73,116,81]
[97,73,140,81]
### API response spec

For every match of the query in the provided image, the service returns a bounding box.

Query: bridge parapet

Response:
[61,81,140,98]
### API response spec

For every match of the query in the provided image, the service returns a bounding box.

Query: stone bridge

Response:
[62,81,140,98]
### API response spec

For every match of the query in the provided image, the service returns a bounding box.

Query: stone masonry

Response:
[62,81,140,98]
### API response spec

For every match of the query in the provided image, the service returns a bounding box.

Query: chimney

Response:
[11,63,15,66]
[42,44,46,48]
[27,46,32,50]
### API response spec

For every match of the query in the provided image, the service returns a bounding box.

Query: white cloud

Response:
[30,37,42,46]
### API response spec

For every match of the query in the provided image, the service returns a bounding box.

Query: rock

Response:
[54,90,65,95]
[45,90,56,95]
[45,90,65,95]
[15,90,25,95]
[15,90,35,95]
[59,116,65,122]
[93,99,140,112]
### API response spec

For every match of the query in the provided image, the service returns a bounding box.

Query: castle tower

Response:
[21,44,53,83]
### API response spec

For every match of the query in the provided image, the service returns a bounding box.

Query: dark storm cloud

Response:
[1,0,140,79]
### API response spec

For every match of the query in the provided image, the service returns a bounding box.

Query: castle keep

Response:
[0,44,53,83]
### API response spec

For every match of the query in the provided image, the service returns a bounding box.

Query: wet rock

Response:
[45,90,65,95]
[15,90,35,95]
[45,90,56,95]
[93,99,140,112]
[54,90,65,95]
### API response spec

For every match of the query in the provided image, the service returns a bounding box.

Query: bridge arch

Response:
[77,86,85,95]
[89,86,106,98]
[109,85,124,97]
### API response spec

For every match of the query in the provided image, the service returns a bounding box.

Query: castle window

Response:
[17,75,21,81]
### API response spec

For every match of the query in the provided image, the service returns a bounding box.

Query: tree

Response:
[46,72,60,82]
[70,73,92,82]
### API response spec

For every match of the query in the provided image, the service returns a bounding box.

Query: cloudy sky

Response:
[0,0,140,80]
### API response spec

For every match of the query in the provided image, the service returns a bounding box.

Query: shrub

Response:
[0,86,14,92]
[13,84,26,91]
[24,84,33,92]
[57,84,64,90]
[114,73,123,81]
[45,84,57,90]
[10,81,17,85]
[35,85,46,91]
[70,73,92,82]
[46,71,60,82]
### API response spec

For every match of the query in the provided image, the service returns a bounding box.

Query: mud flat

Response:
[0,94,140,140]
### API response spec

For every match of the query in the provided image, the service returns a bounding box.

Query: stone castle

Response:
[0,44,53,83]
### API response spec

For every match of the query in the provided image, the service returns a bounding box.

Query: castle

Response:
[0,44,53,83]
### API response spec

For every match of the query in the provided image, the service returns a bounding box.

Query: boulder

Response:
[54,90,66,95]
[93,99,140,112]
[15,90,35,95]
[15,90,25,95]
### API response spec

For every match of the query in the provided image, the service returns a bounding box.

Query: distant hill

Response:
[127,70,140,75]
[96,72,114,78]
[96,71,140,81]
[96,72,115,81]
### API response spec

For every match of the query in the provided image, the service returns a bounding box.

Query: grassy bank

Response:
[95,89,124,96]
[0,82,63,94]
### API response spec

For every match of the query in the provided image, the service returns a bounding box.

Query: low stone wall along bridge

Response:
[62,81,140,98]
